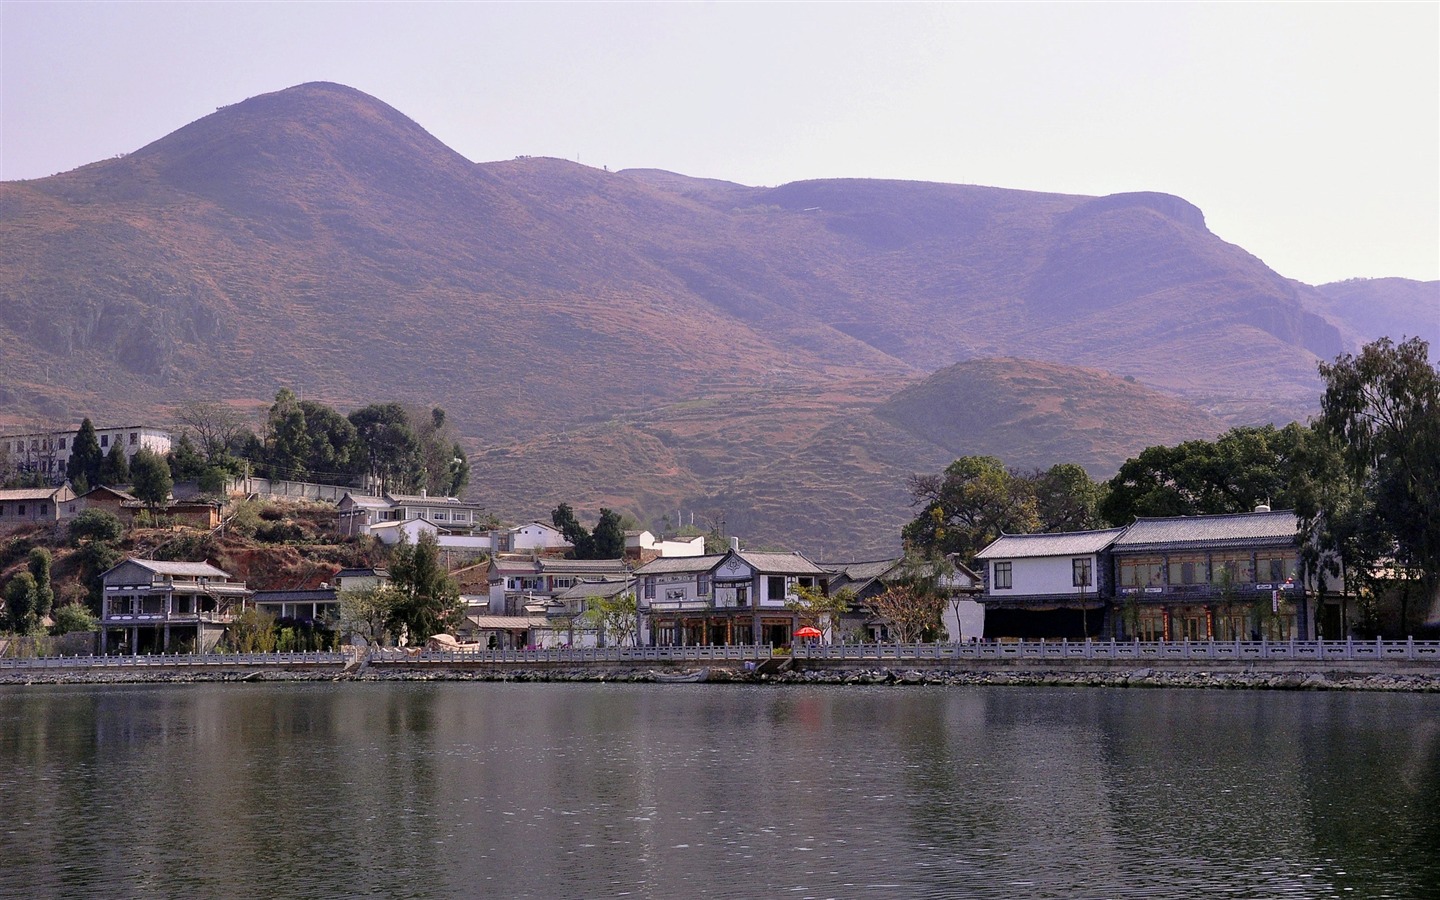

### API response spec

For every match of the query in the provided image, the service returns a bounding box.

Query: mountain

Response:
[0,82,1422,555]
[1310,278,1439,362]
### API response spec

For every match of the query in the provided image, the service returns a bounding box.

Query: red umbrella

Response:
[794,626,823,639]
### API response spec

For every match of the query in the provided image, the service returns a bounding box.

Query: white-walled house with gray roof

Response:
[972,506,1341,642]
[99,558,251,654]
[974,528,1126,640]
[633,544,829,647]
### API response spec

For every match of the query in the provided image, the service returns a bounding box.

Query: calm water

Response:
[0,682,1437,900]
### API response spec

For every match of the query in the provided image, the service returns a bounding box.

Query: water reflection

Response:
[0,683,1436,899]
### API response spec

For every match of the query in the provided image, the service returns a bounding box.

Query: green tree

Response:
[787,584,854,644]
[27,547,54,622]
[581,591,640,647]
[388,532,463,644]
[1031,463,1105,532]
[903,456,1041,563]
[349,403,422,492]
[167,433,207,481]
[69,508,124,546]
[337,583,402,645]
[52,602,98,635]
[1100,424,1308,525]
[129,447,173,512]
[3,572,39,633]
[591,509,626,559]
[98,442,130,485]
[262,388,314,479]
[552,502,593,557]
[1315,336,1440,629]
[228,608,278,653]
[66,418,104,490]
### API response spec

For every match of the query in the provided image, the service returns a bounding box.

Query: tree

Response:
[865,584,946,644]
[581,591,640,647]
[3,572,39,633]
[552,502,593,557]
[52,602,98,635]
[337,584,402,646]
[1100,425,1308,525]
[1315,337,1440,628]
[262,388,314,480]
[228,608,278,653]
[349,403,421,493]
[591,509,626,559]
[167,434,207,481]
[388,532,463,644]
[66,418,104,490]
[129,447,173,511]
[27,547,54,622]
[69,508,124,546]
[98,442,130,485]
[174,400,251,464]
[1032,463,1105,532]
[903,456,1040,563]
[787,584,854,644]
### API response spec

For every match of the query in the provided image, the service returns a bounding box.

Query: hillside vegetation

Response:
[1,82,1433,554]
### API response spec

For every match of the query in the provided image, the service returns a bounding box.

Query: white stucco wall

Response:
[991,555,1095,596]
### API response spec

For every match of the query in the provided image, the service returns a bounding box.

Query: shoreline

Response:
[3,666,1439,692]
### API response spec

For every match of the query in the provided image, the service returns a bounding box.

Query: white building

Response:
[1,425,172,481]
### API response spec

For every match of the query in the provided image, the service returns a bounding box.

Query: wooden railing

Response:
[793,638,1440,663]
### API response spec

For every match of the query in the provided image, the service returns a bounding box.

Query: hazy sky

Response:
[3,2,1437,285]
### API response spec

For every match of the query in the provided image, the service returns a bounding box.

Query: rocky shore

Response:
[4,665,1439,691]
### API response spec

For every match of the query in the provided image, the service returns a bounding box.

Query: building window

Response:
[58,438,67,449]
[101,435,109,447]
[1167,554,1207,586]
[130,432,138,445]
[17,505,25,516]
[697,574,710,596]
[643,576,656,600]
[1256,552,1298,583]
[993,561,1012,590]
[1119,556,1164,588]
[1072,558,1092,588]
[768,575,787,600]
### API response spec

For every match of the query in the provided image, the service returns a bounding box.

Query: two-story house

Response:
[973,527,1127,639]
[2,425,171,483]
[1109,507,1314,641]
[99,558,252,654]
[634,543,829,647]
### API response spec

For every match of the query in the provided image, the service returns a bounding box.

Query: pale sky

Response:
[2,2,1437,285]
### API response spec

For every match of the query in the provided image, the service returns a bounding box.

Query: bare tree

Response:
[173,400,251,463]
[866,585,947,644]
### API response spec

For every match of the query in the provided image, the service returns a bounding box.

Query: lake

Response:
[0,682,1437,899]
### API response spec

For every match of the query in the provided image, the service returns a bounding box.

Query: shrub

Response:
[52,603,98,635]
[68,509,123,546]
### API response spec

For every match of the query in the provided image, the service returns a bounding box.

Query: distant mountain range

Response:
[1,82,1434,556]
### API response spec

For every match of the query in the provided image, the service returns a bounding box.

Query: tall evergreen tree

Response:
[387,532,462,643]
[130,448,173,511]
[26,548,54,622]
[66,418,104,489]
[98,442,130,485]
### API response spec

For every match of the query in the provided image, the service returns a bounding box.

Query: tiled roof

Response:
[1112,510,1299,551]
[387,493,482,507]
[253,589,337,603]
[555,578,635,601]
[537,558,631,574]
[467,615,548,630]
[736,551,827,575]
[335,567,389,579]
[632,555,727,575]
[975,528,1127,560]
[0,487,66,501]
[122,559,233,579]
